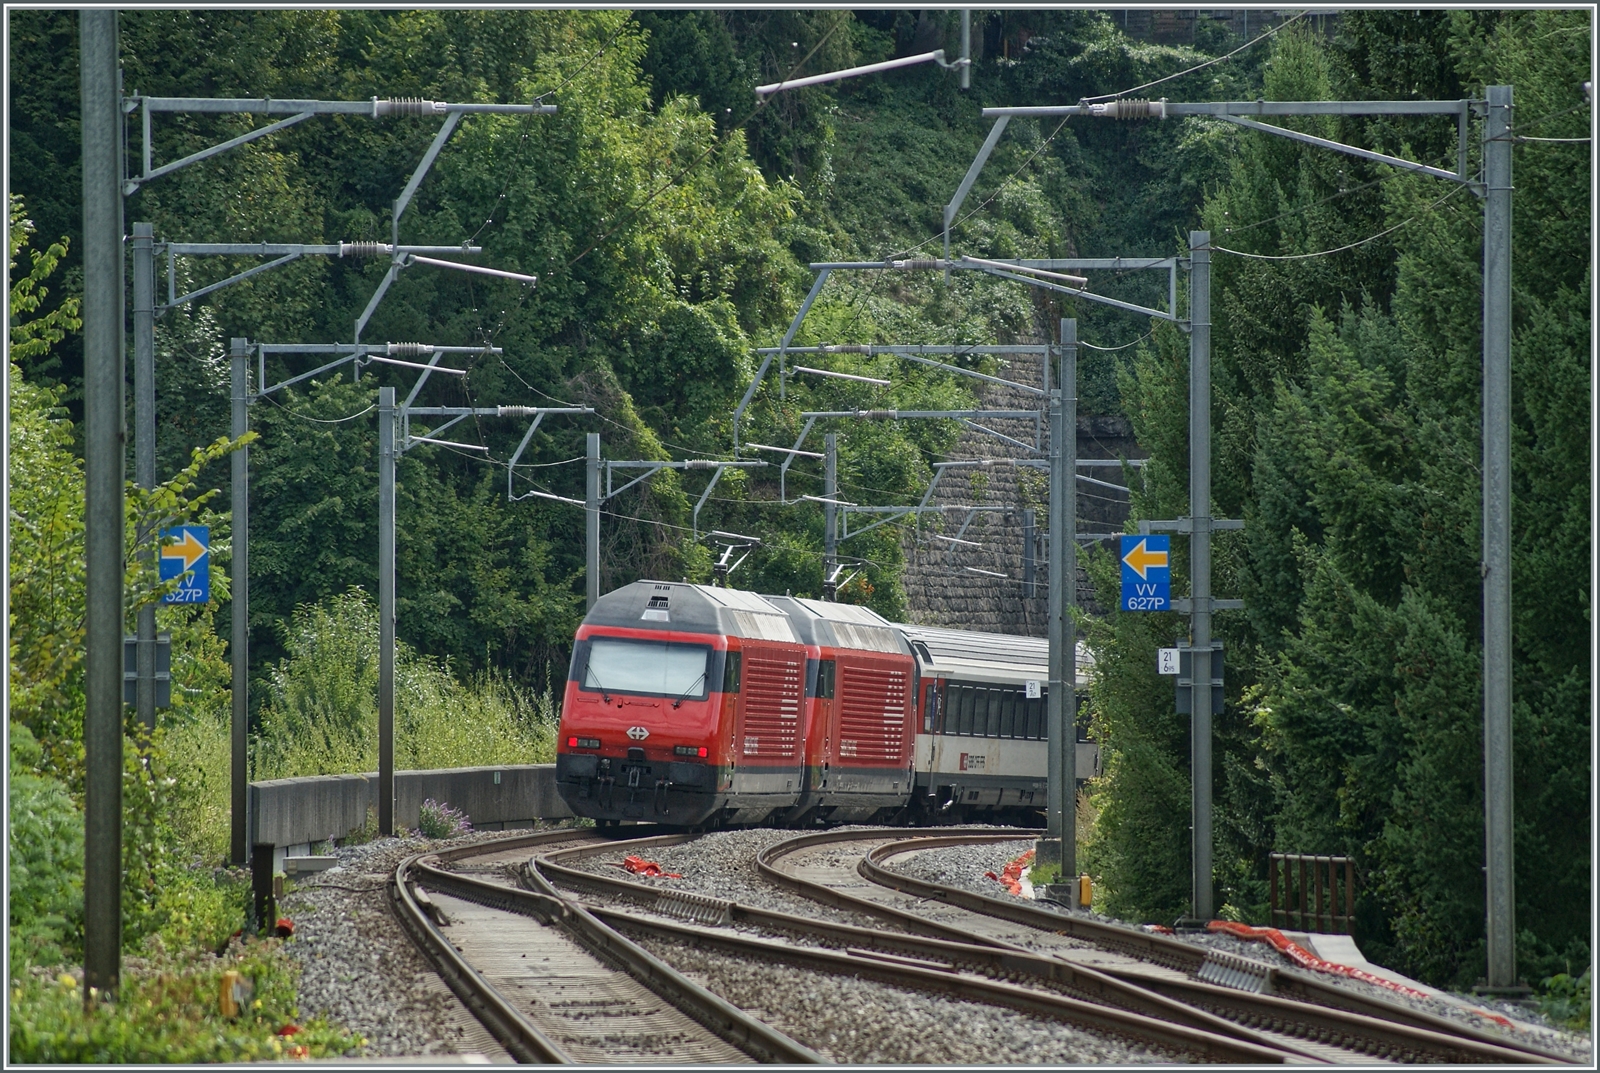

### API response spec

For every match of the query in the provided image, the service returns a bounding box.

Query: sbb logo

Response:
[626,726,649,741]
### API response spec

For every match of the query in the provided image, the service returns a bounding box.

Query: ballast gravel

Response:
[638,934,1190,1065]
[896,840,1594,1063]
[278,830,520,1062]
[558,825,891,927]
[274,823,1590,1065]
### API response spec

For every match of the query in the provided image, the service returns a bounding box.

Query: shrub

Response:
[416,799,471,840]
[8,724,84,975]
[1538,968,1591,1033]
[7,937,362,1062]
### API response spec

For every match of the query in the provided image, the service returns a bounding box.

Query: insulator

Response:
[386,342,433,359]
[683,459,717,469]
[823,344,871,354]
[496,405,539,417]
[372,97,447,117]
[858,409,897,419]
[339,241,391,258]
[892,259,944,270]
[1089,97,1167,120]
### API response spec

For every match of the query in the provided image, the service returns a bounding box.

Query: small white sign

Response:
[1157,648,1181,675]
[1025,680,1042,699]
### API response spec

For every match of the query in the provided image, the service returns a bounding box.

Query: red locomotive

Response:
[554,580,1097,827]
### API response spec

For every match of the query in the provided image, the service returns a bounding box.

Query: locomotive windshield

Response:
[581,638,712,701]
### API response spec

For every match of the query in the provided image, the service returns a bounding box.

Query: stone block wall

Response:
[899,349,1144,637]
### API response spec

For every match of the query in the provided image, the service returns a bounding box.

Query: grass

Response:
[250,588,559,782]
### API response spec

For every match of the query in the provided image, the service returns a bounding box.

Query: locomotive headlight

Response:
[568,736,600,749]
[674,745,708,758]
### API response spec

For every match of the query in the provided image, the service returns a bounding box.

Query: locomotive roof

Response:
[583,581,799,643]
[760,595,911,656]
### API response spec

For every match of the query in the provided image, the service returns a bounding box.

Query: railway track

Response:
[394,826,1576,1065]
[530,833,1283,1063]
[389,827,819,1064]
[809,830,1573,1065]
[537,827,1572,1065]
[855,833,1577,1064]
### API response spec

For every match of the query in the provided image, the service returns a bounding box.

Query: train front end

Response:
[556,582,732,825]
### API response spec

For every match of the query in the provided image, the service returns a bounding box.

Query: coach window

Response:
[998,689,1017,738]
[922,681,940,732]
[940,684,966,735]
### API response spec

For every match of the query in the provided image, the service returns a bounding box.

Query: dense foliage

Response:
[1084,10,1590,990]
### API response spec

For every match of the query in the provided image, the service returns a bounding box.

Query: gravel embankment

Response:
[890,841,1594,1063]
[638,934,1191,1065]
[277,824,1590,1065]
[279,831,518,1061]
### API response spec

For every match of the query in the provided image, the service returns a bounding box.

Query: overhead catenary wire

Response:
[1207,185,1468,262]
[1079,11,1308,102]
[256,393,376,424]
[470,15,853,357]
[465,20,631,247]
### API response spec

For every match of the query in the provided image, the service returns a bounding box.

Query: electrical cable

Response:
[256,393,376,424]
[1078,329,1154,352]
[464,21,632,248]
[1207,185,1468,261]
[298,882,388,894]
[557,13,851,275]
[1080,11,1308,102]
[1505,97,1593,135]
[1514,136,1589,143]
[1216,147,1461,238]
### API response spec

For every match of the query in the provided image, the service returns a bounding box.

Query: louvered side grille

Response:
[740,653,802,760]
[838,664,908,764]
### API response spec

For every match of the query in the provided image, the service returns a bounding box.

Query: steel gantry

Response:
[736,251,1187,899]
[509,433,765,610]
[967,91,1518,984]
[108,69,554,868]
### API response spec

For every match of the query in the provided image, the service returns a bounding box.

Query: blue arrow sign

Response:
[1120,534,1170,611]
[160,525,210,604]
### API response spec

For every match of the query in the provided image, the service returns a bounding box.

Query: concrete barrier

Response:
[247,764,571,854]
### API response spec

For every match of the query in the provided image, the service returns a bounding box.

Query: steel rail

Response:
[532,844,1329,1062]
[583,904,1289,1064]
[858,834,1211,971]
[538,834,1569,1066]
[857,835,1574,1065]
[409,836,822,1064]
[1090,968,1570,1066]
[391,850,573,1063]
[755,828,1035,946]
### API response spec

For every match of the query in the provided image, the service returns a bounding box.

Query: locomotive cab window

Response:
[577,638,713,701]
[722,650,741,694]
[816,659,835,700]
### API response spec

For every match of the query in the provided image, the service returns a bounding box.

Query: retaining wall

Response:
[247,763,571,852]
